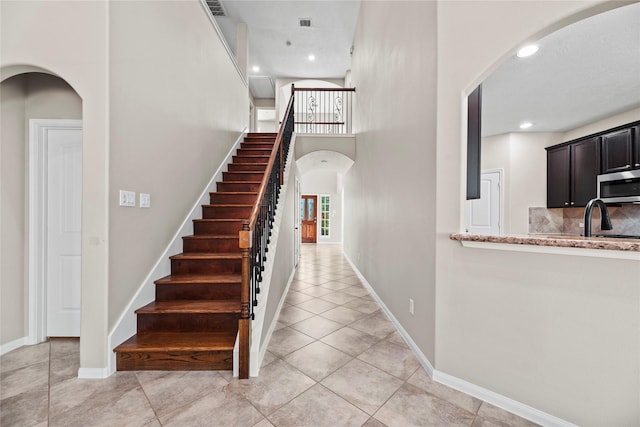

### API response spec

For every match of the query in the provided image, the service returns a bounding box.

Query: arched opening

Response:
[1,71,83,356]
[465,2,640,236]
[297,150,354,246]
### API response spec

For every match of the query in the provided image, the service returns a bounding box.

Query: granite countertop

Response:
[450,233,640,252]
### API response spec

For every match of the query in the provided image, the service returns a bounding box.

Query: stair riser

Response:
[210,193,257,204]
[233,155,270,164]
[137,313,238,333]
[116,351,233,371]
[193,221,243,235]
[216,182,261,192]
[171,258,241,275]
[156,283,240,301]
[183,237,240,252]
[236,149,272,156]
[240,143,274,149]
[222,171,265,181]
[228,163,267,172]
[202,205,252,219]
[244,135,276,141]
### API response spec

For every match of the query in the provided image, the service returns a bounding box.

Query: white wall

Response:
[108,1,249,330]
[1,76,27,347]
[435,1,639,425]
[344,0,438,363]
[482,132,561,234]
[301,170,343,244]
[562,106,640,142]
[1,0,109,370]
[260,157,299,347]
[1,0,249,373]
[0,74,83,347]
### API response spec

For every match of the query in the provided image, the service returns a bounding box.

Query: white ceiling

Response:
[297,150,354,176]
[214,1,640,135]
[216,0,361,99]
[482,3,640,136]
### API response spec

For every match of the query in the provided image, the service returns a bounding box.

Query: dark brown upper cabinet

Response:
[547,137,600,208]
[634,126,640,170]
[601,127,636,173]
[467,85,482,200]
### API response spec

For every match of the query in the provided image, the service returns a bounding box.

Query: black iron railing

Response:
[293,86,355,134]
[238,88,295,378]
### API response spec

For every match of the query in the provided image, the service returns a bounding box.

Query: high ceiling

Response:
[214,1,640,135]
[482,2,640,136]
[215,0,361,99]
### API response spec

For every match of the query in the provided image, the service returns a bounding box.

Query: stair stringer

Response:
[107,129,247,376]
[233,134,298,377]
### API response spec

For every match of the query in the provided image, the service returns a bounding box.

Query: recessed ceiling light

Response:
[517,44,539,58]
[308,54,316,61]
[519,121,533,129]
[252,66,260,72]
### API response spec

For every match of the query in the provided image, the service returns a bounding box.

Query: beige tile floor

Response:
[0,244,538,427]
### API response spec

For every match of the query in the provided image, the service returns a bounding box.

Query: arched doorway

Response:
[0,71,82,352]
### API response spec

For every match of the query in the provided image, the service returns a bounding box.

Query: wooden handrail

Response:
[247,93,295,230]
[294,87,356,92]
[238,90,295,379]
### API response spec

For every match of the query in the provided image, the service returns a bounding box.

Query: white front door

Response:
[466,170,502,236]
[46,128,82,336]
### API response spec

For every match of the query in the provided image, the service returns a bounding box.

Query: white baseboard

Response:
[433,370,578,427]
[0,337,29,356]
[343,253,434,377]
[256,267,296,374]
[78,367,111,379]
[342,252,574,427]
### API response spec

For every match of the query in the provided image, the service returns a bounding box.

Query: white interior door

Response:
[294,177,301,266]
[47,128,82,336]
[466,170,502,236]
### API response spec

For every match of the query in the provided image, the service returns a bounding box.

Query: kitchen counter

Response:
[450,233,640,259]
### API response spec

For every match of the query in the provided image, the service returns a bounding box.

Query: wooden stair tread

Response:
[155,274,241,284]
[115,332,236,352]
[217,181,262,184]
[170,252,242,260]
[136,300,241,314]
[232,155,270,158]
[193,219,244,222]
[211,192,258,195]
[182,235,238,240]
[202,204,253,207]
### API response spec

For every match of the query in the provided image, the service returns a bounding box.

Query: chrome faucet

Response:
[583,198,613,237]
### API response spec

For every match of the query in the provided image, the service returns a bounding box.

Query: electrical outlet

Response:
[139,193,151,208]
[409,298,415,315]
[119,190,135,207]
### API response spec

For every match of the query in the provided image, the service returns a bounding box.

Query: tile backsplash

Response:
[529,204,640,236]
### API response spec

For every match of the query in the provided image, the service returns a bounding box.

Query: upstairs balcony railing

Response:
[293,86,355,135]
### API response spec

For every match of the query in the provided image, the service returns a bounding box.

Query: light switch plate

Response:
[140,193,151,208]
[119,190,136,207]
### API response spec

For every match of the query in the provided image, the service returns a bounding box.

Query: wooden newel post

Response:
[238,221,251,379]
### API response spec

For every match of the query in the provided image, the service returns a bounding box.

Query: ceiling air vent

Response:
[299,19,311,27]
[206,0,226,16]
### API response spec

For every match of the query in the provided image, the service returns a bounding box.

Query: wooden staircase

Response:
[114,133,277,371]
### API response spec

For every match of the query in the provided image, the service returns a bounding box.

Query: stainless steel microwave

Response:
[597,169,640,203]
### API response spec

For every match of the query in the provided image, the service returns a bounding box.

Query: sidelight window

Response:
[320,195,330,236]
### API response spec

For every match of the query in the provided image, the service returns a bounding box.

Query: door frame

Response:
[301,194,318,243]
[294,177,301,265]
[28,119,83,344]
[465,168,504,236]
